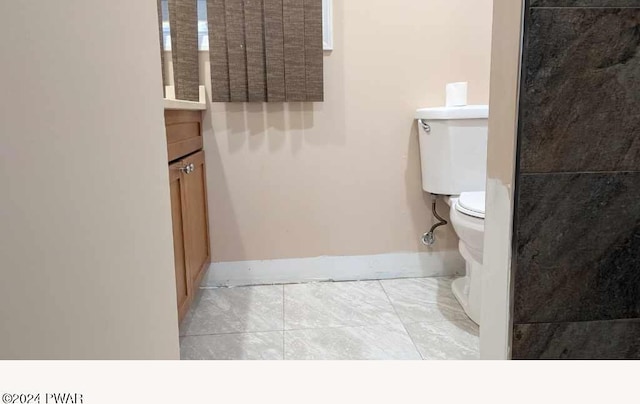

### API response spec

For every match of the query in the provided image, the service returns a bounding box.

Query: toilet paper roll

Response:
[446,82,468,107]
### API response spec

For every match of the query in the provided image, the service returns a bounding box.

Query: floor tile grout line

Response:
[378,280,424,360]
[284,321,404,332]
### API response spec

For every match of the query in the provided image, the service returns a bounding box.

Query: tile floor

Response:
[179,277,479,360]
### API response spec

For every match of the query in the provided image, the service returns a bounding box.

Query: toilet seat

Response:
[455,192,485,219]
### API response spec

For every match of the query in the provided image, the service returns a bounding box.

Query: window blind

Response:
[168,0,200,102]
[208,0,324,102]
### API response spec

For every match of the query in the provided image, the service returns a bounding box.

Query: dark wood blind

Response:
[264,0,286,102]
[208,0,323,102]
[225,0,248,102]
[208,0,230,101]
[303,0,323,101]
[169,0,200,102]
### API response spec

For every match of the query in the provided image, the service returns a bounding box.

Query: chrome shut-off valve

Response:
[421,194,448,247]
[421,231,436,246]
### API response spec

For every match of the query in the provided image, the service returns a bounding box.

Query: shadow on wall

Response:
[198,102,246,263]
[203,99,348,262]
[220,101,349,155]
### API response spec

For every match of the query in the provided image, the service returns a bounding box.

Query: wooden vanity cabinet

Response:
[165,110,210,322]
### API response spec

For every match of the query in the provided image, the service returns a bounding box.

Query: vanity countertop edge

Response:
[163,85,207,111]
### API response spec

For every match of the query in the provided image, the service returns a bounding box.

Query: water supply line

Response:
[421,194,448,246]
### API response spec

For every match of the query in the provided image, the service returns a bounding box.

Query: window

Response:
[162,0,332,51]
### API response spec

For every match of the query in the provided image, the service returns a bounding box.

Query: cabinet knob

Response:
[179,163,195,174]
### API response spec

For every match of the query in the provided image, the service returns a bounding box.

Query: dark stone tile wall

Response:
[530,0,640,7]
[512,1,640,359]
[514,173,640,324]
[513,319,640,359]
[520,8,640,173]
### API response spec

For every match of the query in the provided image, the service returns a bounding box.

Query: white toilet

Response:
[415,105,488,325]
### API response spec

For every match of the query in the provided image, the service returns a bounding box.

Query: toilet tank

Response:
[416,105,489,195]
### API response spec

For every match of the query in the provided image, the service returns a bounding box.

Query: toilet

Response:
[415,105,489,325]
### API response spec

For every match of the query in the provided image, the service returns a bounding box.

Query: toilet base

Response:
[452,277,472,321]
[452,243,482,325]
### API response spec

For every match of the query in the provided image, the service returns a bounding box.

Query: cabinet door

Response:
[183,150,211,287]
[169,161,192,321]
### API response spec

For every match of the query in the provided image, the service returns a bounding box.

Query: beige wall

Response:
[202,0,494,262]
[481,0,524,359]
[0,2,179,358]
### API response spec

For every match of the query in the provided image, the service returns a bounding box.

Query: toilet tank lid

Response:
[416,105,489,120]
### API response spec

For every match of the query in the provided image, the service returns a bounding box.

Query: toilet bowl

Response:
[449,192,485,325]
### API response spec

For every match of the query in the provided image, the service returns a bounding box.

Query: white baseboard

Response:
[203,250,465,287]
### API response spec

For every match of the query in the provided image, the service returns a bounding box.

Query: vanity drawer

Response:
[164,110,203,162]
